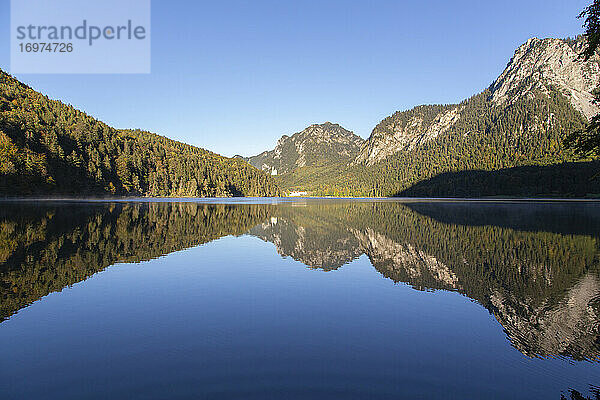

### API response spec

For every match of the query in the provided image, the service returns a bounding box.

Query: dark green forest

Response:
[0,69,280,197]
[398,161,600,198]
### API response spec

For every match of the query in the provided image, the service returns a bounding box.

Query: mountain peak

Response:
[246,122,364,175]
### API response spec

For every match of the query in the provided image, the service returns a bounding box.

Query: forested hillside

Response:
[274,86,597,196]
[348,87,596,196]
[0,69,280,197]
[4,36,600,198]
[260,37,600,197]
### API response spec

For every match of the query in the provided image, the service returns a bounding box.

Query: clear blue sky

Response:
[0,0,591,157]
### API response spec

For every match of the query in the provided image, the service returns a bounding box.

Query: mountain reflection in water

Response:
[1,200,600,364]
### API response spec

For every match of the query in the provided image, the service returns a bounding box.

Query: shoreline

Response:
[1,196,599,203]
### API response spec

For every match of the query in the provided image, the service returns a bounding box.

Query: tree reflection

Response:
[1,200,600,362]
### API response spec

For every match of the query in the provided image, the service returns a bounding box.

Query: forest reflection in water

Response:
[1,199,600,366]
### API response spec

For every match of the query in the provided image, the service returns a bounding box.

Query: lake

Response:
[1,198,599,399]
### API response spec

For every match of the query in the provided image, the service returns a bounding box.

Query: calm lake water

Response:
[1,199,600,399]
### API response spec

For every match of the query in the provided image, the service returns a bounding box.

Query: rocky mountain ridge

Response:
[355,36,600,166]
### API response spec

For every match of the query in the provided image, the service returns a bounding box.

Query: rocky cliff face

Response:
[354,105,460,165]
[355,37,600,166]
[352,227,461,291]
[490,38,600,119]
[246,122,364,175]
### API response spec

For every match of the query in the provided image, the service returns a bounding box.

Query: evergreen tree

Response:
[565,0,600,157]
